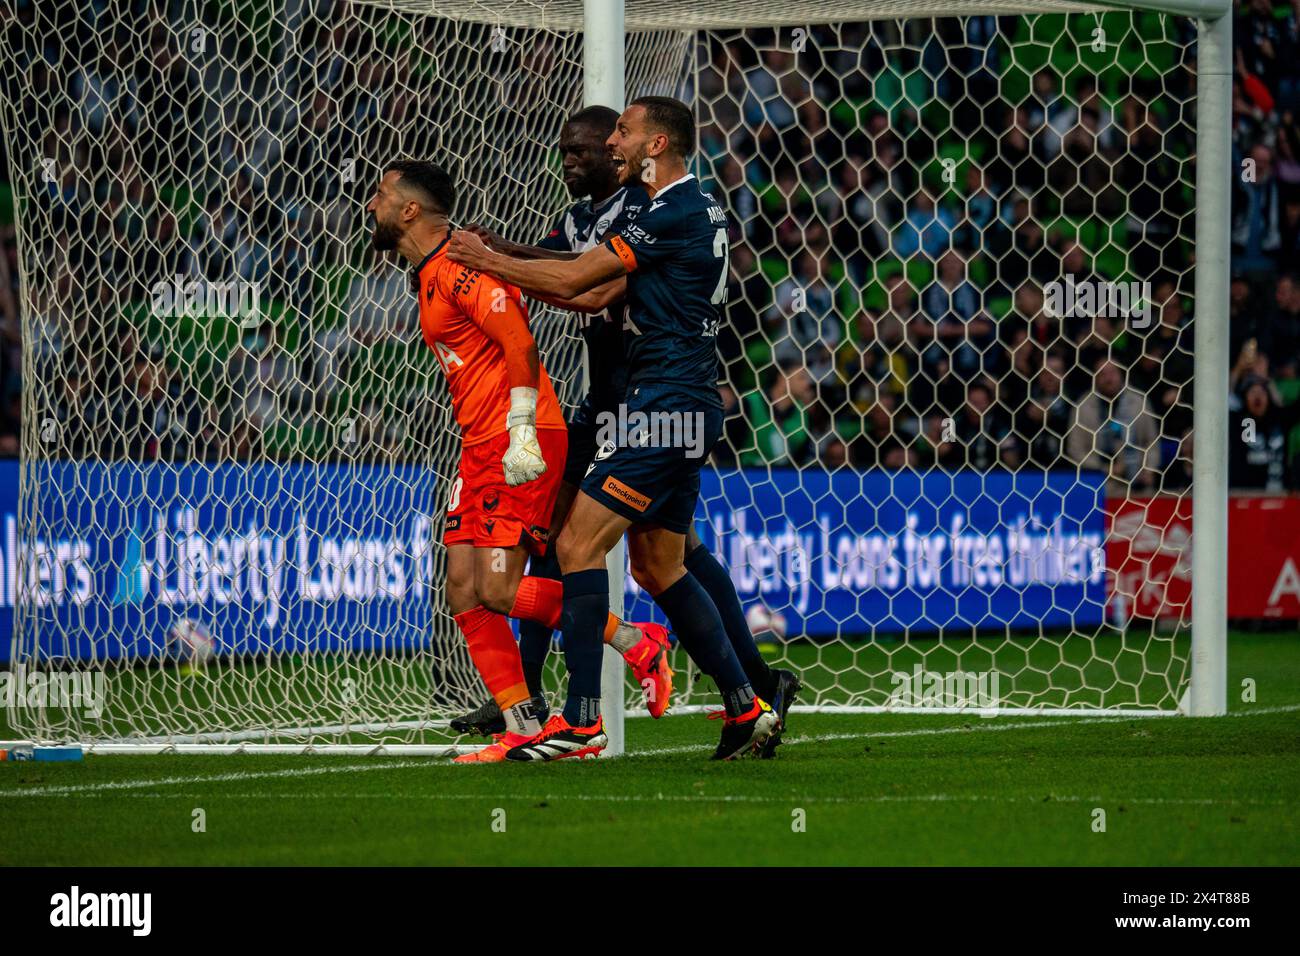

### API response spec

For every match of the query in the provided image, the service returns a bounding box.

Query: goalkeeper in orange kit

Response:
[365,159,670,762]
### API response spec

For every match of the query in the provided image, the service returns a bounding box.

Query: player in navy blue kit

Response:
[448,107,673,735]
[450,96,785,760]
[449,105,799,756]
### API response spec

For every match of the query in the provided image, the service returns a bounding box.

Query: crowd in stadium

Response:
[0,0,1297,492]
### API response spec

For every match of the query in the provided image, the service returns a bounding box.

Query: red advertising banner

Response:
[1106,494,1300,622]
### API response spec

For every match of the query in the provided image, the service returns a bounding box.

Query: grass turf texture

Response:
[1,631,1296,866]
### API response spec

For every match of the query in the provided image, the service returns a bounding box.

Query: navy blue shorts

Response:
[562,397,603,488]
[578,384,722,534]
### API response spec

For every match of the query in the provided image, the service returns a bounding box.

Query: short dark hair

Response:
[384,159,455,215]
[628,95,694,158]
[566,104,620,138]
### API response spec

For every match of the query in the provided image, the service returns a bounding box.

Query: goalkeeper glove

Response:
[502,386,547,486]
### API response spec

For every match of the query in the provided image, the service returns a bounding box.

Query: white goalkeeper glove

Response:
[502,386,548,487]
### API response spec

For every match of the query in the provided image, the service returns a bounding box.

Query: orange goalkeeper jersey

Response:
[414,234,566,446]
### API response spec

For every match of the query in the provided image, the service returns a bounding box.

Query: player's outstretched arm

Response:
[530,277,626,314]
[459,227,625,311]
[461,223,579,262]
[448,229,626,300]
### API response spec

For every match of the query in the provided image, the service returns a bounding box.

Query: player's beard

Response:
[622,143,649,187]
[370,214,401,252]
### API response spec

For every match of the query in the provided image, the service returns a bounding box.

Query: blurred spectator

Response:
[104,345,206,462]
[1068,359,1160,495]
[1229,373,1300,489]
[938,380,1011,471]
[314,261,413,394]
[1016,353,1073,469]
[1232,142,1283,277]
[893,190,957,260]
[742,362,815,466]
[765,250,840,375]
[225,320,303,443]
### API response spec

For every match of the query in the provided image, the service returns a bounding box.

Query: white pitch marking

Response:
[2,703,1296,800]
[0,759,432,799]
[631,701,1300,757]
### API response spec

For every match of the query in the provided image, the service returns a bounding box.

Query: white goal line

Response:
[14,705,1180,756]
[16,702,1297,756]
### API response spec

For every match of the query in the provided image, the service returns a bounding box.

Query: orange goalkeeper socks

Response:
[453,605,540,736]
[510,575,638,652]
[510,575,563,629]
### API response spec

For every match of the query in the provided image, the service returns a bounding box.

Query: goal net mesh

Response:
[0,0,1198,747]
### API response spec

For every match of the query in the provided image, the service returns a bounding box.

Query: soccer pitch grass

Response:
[1,631,1296,866]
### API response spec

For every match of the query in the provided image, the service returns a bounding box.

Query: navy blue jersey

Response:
[538,185,647,411]
[604,174,727,407]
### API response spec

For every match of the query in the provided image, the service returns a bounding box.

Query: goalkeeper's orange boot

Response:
[452,731,533,764]
[504,714,607,761]
[622,622,673,718]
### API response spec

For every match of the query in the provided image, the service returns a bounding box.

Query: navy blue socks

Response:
[655,572,755,717]
[685,541,773,697]
[560,568,608,727]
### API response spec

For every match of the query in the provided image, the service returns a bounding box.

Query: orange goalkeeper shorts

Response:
[443,426,568,556]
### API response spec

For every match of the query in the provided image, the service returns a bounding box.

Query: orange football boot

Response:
[622,621,673,718]
[452,731,534,764]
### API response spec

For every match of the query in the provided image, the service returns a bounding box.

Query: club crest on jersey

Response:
[425,279,436,302]
[483,490,500,511]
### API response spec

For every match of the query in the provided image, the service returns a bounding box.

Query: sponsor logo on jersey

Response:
[648,200,666,212]
[451,267,479,298]
[483,518,496,534]
[621,223,656,245]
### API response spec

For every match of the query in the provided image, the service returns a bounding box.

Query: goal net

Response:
[0,0,1224,751]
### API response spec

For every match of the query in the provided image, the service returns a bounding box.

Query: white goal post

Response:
[0,0,1230,756]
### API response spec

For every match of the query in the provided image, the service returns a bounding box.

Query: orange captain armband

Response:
[608,234,638,272]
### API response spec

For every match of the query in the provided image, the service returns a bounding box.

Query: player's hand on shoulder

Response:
[461,222,506,252]
[448,229,492,270]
